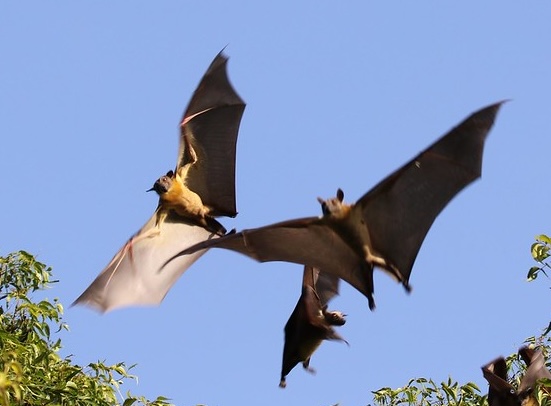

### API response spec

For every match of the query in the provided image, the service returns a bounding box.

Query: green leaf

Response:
[528,266,541,281]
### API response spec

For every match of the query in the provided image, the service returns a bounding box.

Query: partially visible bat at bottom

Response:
[73,51,245,312]
[279,265,347,388]
[482,346,551,406]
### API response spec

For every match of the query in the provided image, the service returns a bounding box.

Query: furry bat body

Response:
[74,51,245,312]
[175,102,503,309]
[280,266,347,388]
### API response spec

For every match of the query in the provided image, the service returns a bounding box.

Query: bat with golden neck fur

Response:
[74,51,246,313]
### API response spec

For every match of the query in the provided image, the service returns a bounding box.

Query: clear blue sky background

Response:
[2,2,550,405]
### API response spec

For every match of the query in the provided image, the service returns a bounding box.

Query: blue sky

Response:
[2,2,551,405]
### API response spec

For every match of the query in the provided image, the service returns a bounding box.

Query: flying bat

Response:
[173,102,503,309]
[482,346,551,406]
[279,266,347,388]
[73,51,246,313]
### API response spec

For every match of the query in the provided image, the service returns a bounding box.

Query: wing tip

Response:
[470,100,508,129]
[71,297,109,314]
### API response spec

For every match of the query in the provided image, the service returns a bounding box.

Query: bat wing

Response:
[357,102,503,285]
[518,347,551,396]
[73,211,218,313]
[482,357,518,406]
[284,285,325,335]
[176,217,376,302]
[177,51,246,217]
[280,266,346,387]
[280,284,319,385]
[303,265,340,307]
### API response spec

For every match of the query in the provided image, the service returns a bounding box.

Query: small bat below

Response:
[172,102,504,309]
[279,266,347,388]
[482,346,551,406]
[74,51,246,312]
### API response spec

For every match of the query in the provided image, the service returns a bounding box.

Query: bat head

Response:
[317,188,347,217]
[323,309,346,326]
[148,170,175,195]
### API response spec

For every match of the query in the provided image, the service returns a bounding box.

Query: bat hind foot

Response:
[279,378,287,388]
[204,216,227,236]
[302,362,316,375]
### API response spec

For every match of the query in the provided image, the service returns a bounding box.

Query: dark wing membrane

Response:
[280,286,319,383]
[357,102,503,283]
[302,265,318,290]
[482,357,517,406]
[178,52,246,217]
[177,217,374,302]
[518,348,551,394]
[305,266,340,307]
[74,212,218,312]
[285,285,325,334]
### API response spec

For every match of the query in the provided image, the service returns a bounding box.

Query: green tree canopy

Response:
[2,236,551,405]
[0,250,172,406]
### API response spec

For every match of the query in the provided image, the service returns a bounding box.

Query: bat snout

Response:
[149,176,172,195]
[324,310,346,326]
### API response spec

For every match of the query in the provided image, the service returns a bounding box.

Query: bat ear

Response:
[336,189,344,202]
[166,170,174,177]
[317,198,330,216]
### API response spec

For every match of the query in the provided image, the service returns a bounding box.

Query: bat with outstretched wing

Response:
[279,266,347,388]
[174,102,503,309]
[74,51,246,313]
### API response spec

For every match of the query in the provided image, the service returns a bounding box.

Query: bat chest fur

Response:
[328,207,376,260]
[160,178,208,219]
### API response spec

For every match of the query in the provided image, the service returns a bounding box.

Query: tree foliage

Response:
[0,250,173,406]
[3,235,551,405]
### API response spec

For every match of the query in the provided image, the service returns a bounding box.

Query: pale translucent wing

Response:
[74,212,218,312]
